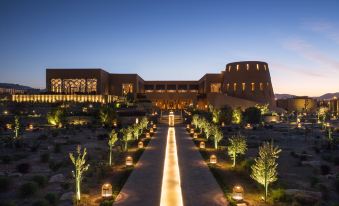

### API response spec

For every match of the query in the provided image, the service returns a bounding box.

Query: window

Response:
[122,83,133,95]
[228,66,231,72]
[87,79,97,94]
[51,79,62,93]
[264,65,267,71]
[256,64,259,71]
[246,64,249,71]
[260,83,264,91]
[242,83,246,92]
[226,83,230,92]
[63,79,86,94]
[233,83,237,92]
[236,64,239,71]
[251,83,255,91]
[210,83,221,93]
[167,84,176,92]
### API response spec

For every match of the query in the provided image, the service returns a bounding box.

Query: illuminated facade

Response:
[14,61,276,107]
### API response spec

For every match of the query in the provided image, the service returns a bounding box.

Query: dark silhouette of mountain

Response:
[0,83,40,91]
[275,93,296,99]
[318,92,339,100]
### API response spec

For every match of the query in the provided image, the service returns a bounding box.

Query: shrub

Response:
[0,176,11,193]
[31,175,47,188]
[54,144,61,153]
[40,153,50,163]
[32,200,49,206]
[320,164,330,175]
[45,193,58,205]
[19,182,38,197]
[1,155,12,164]
[16,163,31,174]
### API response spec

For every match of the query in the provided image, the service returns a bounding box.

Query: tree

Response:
[211,125,223,149]
[317,107,329,128]
[108,130,118,166]
[227,134,247,167]
[192,114,199,128]
[203,122,212,140]
[209,105,220,124]
[132,124,141,140]
[255,104,269,115]
[244,107,261,124]
[120,127,133,151]
[219,105,233,125]
[232,108,242,124]
[99,106,117,127]
[14,116,20,139]
[251,141,281,202]
[69,145,89,203]
[47,108,65,128]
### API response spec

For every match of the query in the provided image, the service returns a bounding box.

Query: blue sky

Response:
[0,0,339,96]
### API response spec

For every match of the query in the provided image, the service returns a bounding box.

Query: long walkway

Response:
[113,125,227,206]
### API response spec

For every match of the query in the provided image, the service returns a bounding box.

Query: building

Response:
[13,61,276,109]
[329,97,338,116]
[276,96,317,113]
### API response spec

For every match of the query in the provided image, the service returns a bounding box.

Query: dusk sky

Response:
[1,0,339,96]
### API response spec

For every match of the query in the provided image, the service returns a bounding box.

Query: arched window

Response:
[236,64,239,71]
[246,64,249,71]
[256,64,259,71]
[251,83,255,91]
[242,83,246,92]
[260,83,264,91]
[233,83,237,92]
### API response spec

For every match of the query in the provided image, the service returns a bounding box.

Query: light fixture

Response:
[125,156,133,166]
[210,155,217,164]
[101,183,113,198]
[199,142,205,149]
[138,141,144,149]
[232,185,244,201]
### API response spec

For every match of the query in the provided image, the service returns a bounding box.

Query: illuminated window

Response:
[236,64,239,71]
[210,83,221,93]
[228,66,231,72]
[264,65,267,71]
[242,83,246,91]
[233,83,237,92]
[226,83,230,91]
[63,79,86,94]
[267,82,270,87]
[51,79,62,93]
[260,82,264,91]
[87,79,97,93]
[251,83,255,91]
[122,83,133,95]
[256,64,259,71]
[246,64,249,71]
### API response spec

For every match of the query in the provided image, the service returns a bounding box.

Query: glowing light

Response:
[186,124,190,129]
[150,128,154,133]
[193,133,198,139]
[138,141,144,149]
[199,142,205,149]
[125,156,133,166]
[102,183,113,197]
[169,111,174,127]
[153,124,157,129]
[160,128,183,206]
[190,128,194,134]
[232,185,244,201]
[210,155,217,164]
[146,132,151,138]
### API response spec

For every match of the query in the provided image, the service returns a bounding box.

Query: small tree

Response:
[192,114,199,129]
[108,130,118,166]
[255,104,269,115]
[232,108,242,124]
[204,122,212,140]
[209,105,220,124]
[99,106,117,127]
[251,141,281,202]
[120,127,133,151]
[69,145,89,203]
[132,124,140,140]
[47,108,65,128]
[14,115,20,139]
[211,125,223,149]
[227,134,247,167]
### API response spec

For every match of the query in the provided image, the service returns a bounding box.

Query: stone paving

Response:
[113,125,227,206]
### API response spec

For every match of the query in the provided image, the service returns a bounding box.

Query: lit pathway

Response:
[176,126,228,206]
[113,125,227,206]
[113,126,167,206]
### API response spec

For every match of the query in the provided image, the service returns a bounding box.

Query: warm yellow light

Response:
[101,183,113,197]
[150,128,154,133]
[210,155,217,164]
[199,142,205,149]
[160,128,183,206]
[186,124,190,129]
[193,133,198,139]
[153,124,157,129]
[125,156,133,166]
[138,141,144,149]
[146,132,150,138]
[232,185,244,201]
[190,128,194,134]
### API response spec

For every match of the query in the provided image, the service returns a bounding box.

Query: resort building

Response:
[12,61,276,109]
[276,96,317,113]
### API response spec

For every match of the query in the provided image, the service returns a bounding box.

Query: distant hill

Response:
[317,92,339,100]
[0,83,40,92]
[275,94,296,99]
[275,92,339,100]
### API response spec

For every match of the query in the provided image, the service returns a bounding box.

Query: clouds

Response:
[304,21,339,44]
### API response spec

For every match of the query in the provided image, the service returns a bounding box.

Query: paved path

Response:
[176,126,227,206]
[113,126,167,206]
[113,125,227,206]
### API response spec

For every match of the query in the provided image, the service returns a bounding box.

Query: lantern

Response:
[138,141,144,149]
[101,183,113,197]
[186,124,190,129]
[146,132,150,138]
[29,124,34,130]
[153,124,157,129]
[199,142,205,149]
[297,123,302,128]
[210,155,217,164]
[150,128,154,133]
[150,121,153,125]
[113,121,117,127]
[221,122,225,127]
[125,156,133,166]
[231,185,244,201]
[193,133,198,139]
[190,128,194,134]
